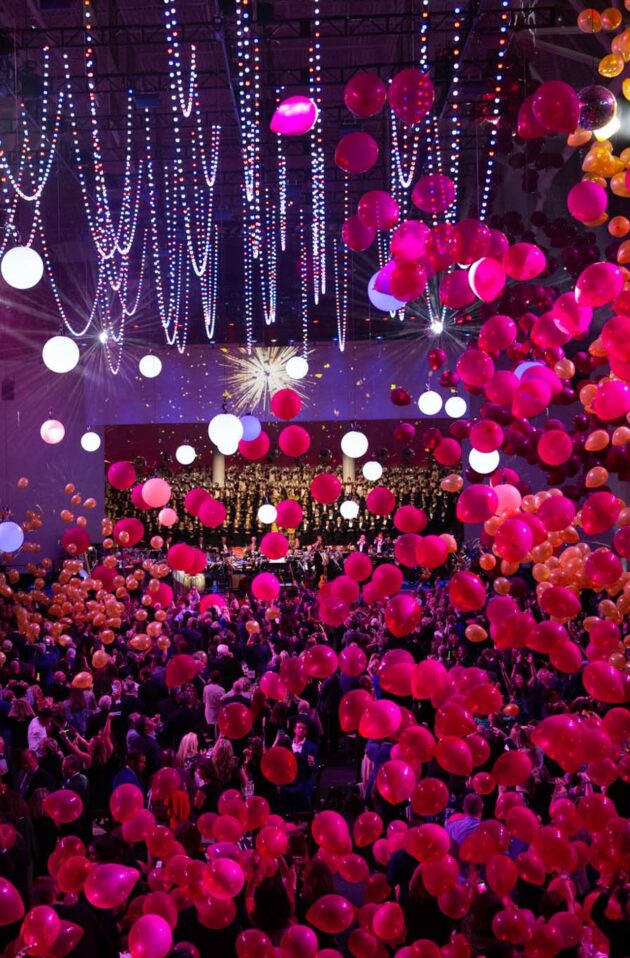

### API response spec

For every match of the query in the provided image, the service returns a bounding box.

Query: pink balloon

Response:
[184,487,211,516]
[416,535,449,569]
[60,526,89,554]
[261,747,297,786]
[517,94,548,139]
[585,548,622,587]
[131,484,151,510]
[198,498,227,528]
[275,499,303,529]
[538,586,581,621]
[303,644,339,679]
[412,174,455,213]
[165,654,197,689]
[391,219,430,263]
[84,864,140,909]
[43,789,83,825]
[593,380,630,421]
[583,663,629,704]
[280,925,318,958]
[0,877,24,927]
[512,379,552,418]
[339,643,368,677]
[538,429,573,466]
[602,314,630,361]
[454,219,491,264]
[551,292,592,338]
[270,96,318,135]
[158,507,177,527]
[359,700,402,739]
[278,425,310,457]
[531,80,579,133]
[575,262,624,307]
[494,518,533,563]
[239,431,271,461]
[342,215,375,251]
[114,517,144,546]
[22,906,61,955]
[122,810,156,844]
[581,491,621,535]
[537,495,575,532]
[376,760,416,804]
[427,222,462,269]
[335,131,379,173]
[129,915,173,958]
[469,257,506,303]
[366,486,396,516]
[311,472,342,504]
[439,270,475,309]
[434,438,461,466]
[371,563,403,596]
[385,593,422,637]
[142,477,171,508]
[457,349,494,388]
[107,460,136,491]
[357,190,400,230]
[394,505,427,533]
[434,738,473,777]
[217,703,254,740]
[344,552,373,582]
[271,388,302,420]
[485,370,519,404]
[388,68,434,125]
[567,181,608,223]
[456,485,499,523]
[470,420,504,453]
[260,532,289,560]
[110,784,144,823]
[390,262,427,302]
[502,243,546,280]
[204,858,245,899]
[448,571,486,612]
[344,72,387,117]
[306,894,354,934]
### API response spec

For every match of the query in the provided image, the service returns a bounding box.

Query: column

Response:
[212,452,225,487]
[342,454,355,482]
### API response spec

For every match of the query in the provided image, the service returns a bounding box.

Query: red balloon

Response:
[371,563,403,597]
[335,131,379,174]
[433,737,473,776]
[366,486,396,516]
[531,80,579,134]
[60,526,89,554]
[184,488,211,516]
[306,894,354,934]
[389,68,434,125]
[385,593,422,637]
[278,425,310,457]
[492,751,533,787]
[390,262,427,302]
[358,190,400,230]
[339,690,373,733]
[270,388,302,420]
[166,654,197,689]
[376,760,416,804]
[129,915,173,958]
[391,220,430,263]
[448,571,486,612]
[413,174,456,213]
[280,925,318,958]
[239,431,271,461]
[372,901,405,941]
[344,552,373,582]
[113,517,144,546]
[110,784,144,823]
[359,700,402,739]
[251,572,280,601]
[217,703,254,740]
[583,662,629,704]
[275,499,303,529]
[311,472,342,504]
[303,644,339,679]
[456,485,498,524]
[43,790,83,825]
[581,491,622,535]
[260,532,289,560]
[84,864,140,909]
[344,72,387,117]
[457,349,495,388]
[416,535,449,569]
[422,855,460,896]
[236,930,274,958]
[261,747,297,785]
[439,270,475,309]
[503,243,546,280]
[107,460,136,491]
[394,505,427,533]
[479,314,517,354]
[198,498,227,528]
[342,215,376,252]
[22,906,60,956]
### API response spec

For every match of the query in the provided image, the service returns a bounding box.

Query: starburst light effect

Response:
[221,345,312,415]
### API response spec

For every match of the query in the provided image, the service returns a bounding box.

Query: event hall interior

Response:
[0,1,630,957]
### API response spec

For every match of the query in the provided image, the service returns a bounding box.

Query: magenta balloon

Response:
[538,586,581,620]
[470,420,504,453]
[584,548,623,587]
[567,180,608,223]
[485,370,519,404]
[602,315,630,361]
[552,292,592,337]
[335,131,379,173]
[434,738,474,777]
[575,262,624,307]
[278,425,310,457]
[344,552,373,583]
[113,517,144,546]
[537,429,573,466]
[107,460,136,491]
[583,662,629,704]
[61,526,90,554]
[456,485,499,523]
[311,472,342,504]
[372,563,404,597]
[306,894,354,935]
[416,535,449,569]
[366,486,396,516]
[128,915,173,958]
[614,525,630,559]
[376,760,416,804]
[531,312,572,349]
[593,380,630,421]
[391,219,430,262]
[390,262,427,302]
[184,487,211,516]
[581,491,621,535]
[239,431,270,461]
[412,173,455,213]
[488,229,510,259]
[517,94,548,139]
[198,498,227,528]
[270,95,318,135]
[394,533,421,568]
[439,270,475,309]
[0,877,24,926]
[388,68,434,125]
[434,438,461,467]
[275,499,303,529]
[502,243,547,280]
[357,190,400,230]
[260,532,289,560]
[359,699,402,738]
[131,485,151,510]
[448,571,486,612]
[469,257,506,303]
[537,495,576,532]
[84,864,140,909]
[344,72,387,117]
[394,505,427,533]
[457,348,495,388]
[512,379,552,418]
[453,218,491,264]
[251,572,280,601]
[270,388,301,420]
[494,518,534,563]
[339,643,368,677]
[531,80,579,133]
[342,215,375,251]
[479,315,517,353]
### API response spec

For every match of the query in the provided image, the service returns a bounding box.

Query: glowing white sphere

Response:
[1,246,44,290]
[362,460,383,482]
[81,430,101,452]
[340,500,360,520]
[217,439,240,456]
[445,396,468,419]
[0,521,25,553]
[258,504,278,524]
[176,444,196,465]
[139,354,162,379]
[286,355,309,379]
[240,415,262,442]
[469,448,500,475]
[42,335,80,374]
[341,430,369,459]
[418,390,443,415]
[40,419,65,445]
[208,413,243,449]
[367,271,405,313]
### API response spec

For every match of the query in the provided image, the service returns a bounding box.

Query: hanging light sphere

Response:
[362,460,383,481]
[286,355,309,380]
[418,390,443,415]
[469,448,500,475]
[258,504,278,524]
[240,415,262,442]
[1,246,44,290]
[175,444,196,466]
[208,413,243,450]
[42,335,80,374]
[0,521,25,553]
[81,430,101,452]
[577,84,617,131]
[445,396,468,419]
[341,430,369,459]
[340,500,360,520]
[40,419,65,445]
[139,354,162,379]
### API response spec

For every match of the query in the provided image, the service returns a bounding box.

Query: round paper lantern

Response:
[199,498,227,528]
[362,460,383,481]
[445,396,467,418]
[239,431,270,460]
[358,190,400,230]
[342,215,375,252]
[311,473,342,503]
[257,503,277,524]
[341,430,368,458]
[270,388,301,420]
[270,95,318,135]
[252,572,280,601]
[389,68,434,125]
[40,418,65,445]
[240,414,262,441]
[278,425,310,457]
[42,335,80,374]
[335,131,379,173]
[1,245,43,289]
[61,526,89,554]
[139,354,162,378]
[143,478,171,508]
[275,499,303,529]
[412,173,455,213]
[418,390,443,415]
[285,356,308,380]
[80,430,101,452]
[0,521,25,553]
[175,444,196,465]
[209,413,243,449]
[344,72,387,117]
[108,460,136,491]
[340,500,360,520]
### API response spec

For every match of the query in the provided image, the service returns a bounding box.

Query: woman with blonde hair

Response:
[211,736,246,791]
[175,732,199,770]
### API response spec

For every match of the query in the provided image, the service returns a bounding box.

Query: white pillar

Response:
[212,452,225,487]
[342,454,355,482]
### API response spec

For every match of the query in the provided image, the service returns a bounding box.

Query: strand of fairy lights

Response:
[163,0,197,119]
[333,175,350,352]
[308,0,326,303]
[299,212,309,357]
[275,88,288,253]
[444,5,464,224]
[479,0,509,219]
[261,190,278,325]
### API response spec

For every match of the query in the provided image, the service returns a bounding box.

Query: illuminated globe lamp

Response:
[40,418,65,445]
[42,335,80,374]
[362,460,383,481]
[139,354,162,379]
[240,415,262,441]
[0,521,25,553]
[341,429,369,459]
[1,245,44,289]
[258,503,278,525]
[208,413,243,454]
[175,444,196,466]
[418,390,443,415]
[469,448,500,475]
[445,396,467,419]
[81,430,101,452]
[286,355,309,379]
[340,498,360,520]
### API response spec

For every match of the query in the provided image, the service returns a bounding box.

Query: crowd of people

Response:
[105,461,456,545]
[0,541,627,958]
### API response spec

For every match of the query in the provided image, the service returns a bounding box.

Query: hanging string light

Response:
[299,212,309,359]
[275,89,289,253]
[479,0,510,220]
[444,5,464,224]
[308,0,326,303]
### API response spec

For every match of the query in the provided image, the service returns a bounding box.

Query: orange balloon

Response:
[609,216,630,238]
[585,429,609,452]
[586,466,609,488]
[465,624,488,643]
[601,7,623,30]
[577,8,601,31]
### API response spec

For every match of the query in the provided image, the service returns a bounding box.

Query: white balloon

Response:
[445,396,467,419]
[418,390,443,415]
[340,500,360,519]
[40,419,65,445]
[81,430,101,452]
[176,444,196,465]
[341,430,369,459]
[139,354,162,378]
[469,448,500,475]
[367,271,405,313]
[362,460,383,481]
[258,504,278,524]
[286,356,309,379]
[0,521,25,553]
[240,415,262,442]
[208,413,243,449]
[1,246,44,290]
[42,335,80,374]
